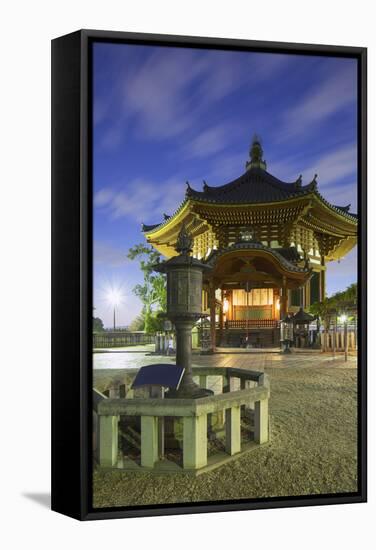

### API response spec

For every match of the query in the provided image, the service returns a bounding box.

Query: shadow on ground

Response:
[22,493,51,509]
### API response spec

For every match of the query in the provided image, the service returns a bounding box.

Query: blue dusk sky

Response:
[93,42,358,328]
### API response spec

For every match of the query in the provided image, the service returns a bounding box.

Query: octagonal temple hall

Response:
[142,138,357,349]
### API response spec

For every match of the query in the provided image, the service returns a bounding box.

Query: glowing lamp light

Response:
[106,288,122,307]
[223,298,229,314]
[276,299,280,311]
[104,286,124,331]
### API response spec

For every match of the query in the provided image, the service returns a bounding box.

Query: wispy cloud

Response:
[278,62,357,140]
[268,142,357,211]
[303,144,357,187]
[94,241,127,267]
[96,47,295,154]
[272,143,356,184]
[94,176,186,224]
[182,122,240,159]
[204,151,248,183]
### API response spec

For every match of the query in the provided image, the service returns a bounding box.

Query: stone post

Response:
[99,415,119,467]
[254,399,269,444]
[225,406,241,455]
[141,415,158,468]
[199,374,207,389]
[183,414,207,469]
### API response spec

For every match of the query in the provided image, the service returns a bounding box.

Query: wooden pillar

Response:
[183,414,207,469]
[209,283,216,352]
[280,276,287,319]
[321,258,326,301]
[219,289,224,344]
[255,399,269,444]
[272,288,279,319]
[99,415,119,467]
[228,289,233,321]
[225,406,241,455]
[305,279,311,308]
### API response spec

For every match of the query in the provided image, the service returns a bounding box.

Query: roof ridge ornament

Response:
[294,174,303,188]
[246,134,267,171]
[336,204,351,212]
[175,223,193,255]
[308,174,318,190]
[203,180,209,192]
[185,180,192,197]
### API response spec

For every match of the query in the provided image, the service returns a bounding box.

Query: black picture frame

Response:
[51,29,367,521]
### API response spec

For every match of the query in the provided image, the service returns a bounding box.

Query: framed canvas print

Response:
[51,29,367,520]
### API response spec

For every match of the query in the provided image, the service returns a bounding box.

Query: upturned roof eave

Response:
[142,181,357,238]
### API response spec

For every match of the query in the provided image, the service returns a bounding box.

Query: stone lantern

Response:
[153,225,213,398]
[280,314,294,353]
[293,307,316,348]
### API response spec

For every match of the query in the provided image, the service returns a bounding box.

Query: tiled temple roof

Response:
[142,137,358,233]
[186,167,312,204]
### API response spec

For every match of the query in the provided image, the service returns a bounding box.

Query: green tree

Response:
[127,244,167,333]
[93,317,104,332]
[310,282,357,323]
[128,315,145,332]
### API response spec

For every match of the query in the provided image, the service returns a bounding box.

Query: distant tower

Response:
[246,135,267,171]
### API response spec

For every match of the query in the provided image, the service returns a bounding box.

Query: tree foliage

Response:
[128,315,145,332]
[310,282,357,325]
[93,317,104,332]
[127,243,167,333]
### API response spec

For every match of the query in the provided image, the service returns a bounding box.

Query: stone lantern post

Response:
[280,314,294,353]
[154,225,213,398]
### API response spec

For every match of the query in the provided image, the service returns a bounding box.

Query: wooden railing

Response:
[225,319,279,329]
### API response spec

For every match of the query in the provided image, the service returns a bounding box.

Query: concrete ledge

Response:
[98,386,270,417]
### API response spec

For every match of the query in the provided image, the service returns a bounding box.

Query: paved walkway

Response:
[193,348,357,371]
[93,344,357,372]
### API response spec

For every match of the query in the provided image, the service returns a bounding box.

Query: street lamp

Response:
[105,288,123,331]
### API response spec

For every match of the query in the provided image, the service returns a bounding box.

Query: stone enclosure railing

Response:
[96,367,270,474]
[321,329,357,352]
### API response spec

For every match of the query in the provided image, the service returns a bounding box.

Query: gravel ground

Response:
[93,360,358,508]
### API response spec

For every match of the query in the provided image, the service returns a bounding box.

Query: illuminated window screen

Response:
[232,289,273,306]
